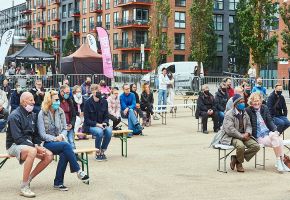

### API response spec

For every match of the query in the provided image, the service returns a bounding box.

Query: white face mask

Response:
[25,104,34,113]
[76,93,82,98]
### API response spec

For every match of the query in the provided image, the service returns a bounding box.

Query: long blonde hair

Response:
[42,90,58,112]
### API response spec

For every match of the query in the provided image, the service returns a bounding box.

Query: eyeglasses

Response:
[54,99,60,101]
[124,88,130,90]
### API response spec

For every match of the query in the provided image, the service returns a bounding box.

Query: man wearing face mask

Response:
[11,83,23,112]
[81,77,92,96]
[59,85,76,149]
[219,94,260,172]
[195,85,219,133]
[267,84,290,133]
[252,77,266,97]
[30,80,45,114]
[83,87,112,161]
[214,82,229,128]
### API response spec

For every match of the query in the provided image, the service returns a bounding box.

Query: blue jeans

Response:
[0,119,7,131]
[217,111,224,127]
[43,141,80,186]
[121,109,140,135]
[67,129,75,149]
[273,116,290,133]
[158,89,167,110]
[89,127,112,151]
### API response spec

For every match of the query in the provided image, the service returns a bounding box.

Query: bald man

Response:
[6,92,53,198]
[225,87,244,112]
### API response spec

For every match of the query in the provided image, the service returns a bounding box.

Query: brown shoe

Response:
[230,155,237,170]
[236,163,245,172]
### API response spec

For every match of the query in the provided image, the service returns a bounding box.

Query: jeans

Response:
[67,129,76,149]
[158,89,167,110]
[89,127,112,151]
[273,116,290,133]
[43,141,80,186]
[121,108,141,135]
[217,111,225,127]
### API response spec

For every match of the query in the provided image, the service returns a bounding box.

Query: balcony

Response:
[37,3,46,10]
[37,18,46,25]
[90,4,102,13]
[52,16,60,22]
[114,40,150,51]
[72,10,80,17]
[21,8,32,15]
[115,19,149,29]
[37,34,45,41]
[52,30,60,39]
[20,20,32,29]
[114,62,151,73]
[51,0,60,5]
[73,28,80,36]
[117,0,153,7]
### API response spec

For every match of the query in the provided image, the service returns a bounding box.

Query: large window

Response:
[113,54,118,66]
[105,0,110,9]
[68,21,73,32]
[174,33,185,50]
[113,12,119,26]
[82,0,87,14]
[229,0,239,10]
[62,22,66,36]
[217,35,223,52]
[89,0,94,12]
[62,5,67,18]
[82,18,87,32]
[213,14,223,31]
[114,0,118,7]
[105,14,110,30]
[174,55,185,61]
[175,0,186,7]
[214,0,223,10]
[175,12,185,28]
[47,25,51,37]
[68,3,73,17]
[47,9,50,22]
[135,8,149,22]
[113,33,118,49]
[89,17,94,30]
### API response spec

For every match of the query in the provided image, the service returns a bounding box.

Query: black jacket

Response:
[59,94,76,127]
[245,105,277,139]
[6,106,41,149]
[83,96,109,133]
[214,89,228,112]
[30,87,45,107]
[195,92,216,119]
[140,91,154,111]
[131,91,140,104]
[266,91,287,117]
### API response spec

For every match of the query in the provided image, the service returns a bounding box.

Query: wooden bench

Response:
[112,130,133,157]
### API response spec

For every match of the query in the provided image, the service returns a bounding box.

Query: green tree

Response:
[63,32,76,56]
[149,0,171,70]
[26,34,33,44]
[279,2,290,59]
[44,37,54,55]
[237,0,278,76]
[228,10,250,75]
[189,0,216,75]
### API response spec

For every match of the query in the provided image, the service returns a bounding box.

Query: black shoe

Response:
[54,185,68,191]
[95,154,104,162]
[202,130,209,134]
[102,154,107,161]
[214,129,219,133]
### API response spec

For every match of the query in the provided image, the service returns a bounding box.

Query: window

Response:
[62,5,67,18]
[89,17,94,30]
[113,33,118,49]
[47,9,50,22]
[122,10,129,22]
[114,0,118,7]
[162,32,167,49]
[89,0,94,12]
[105,0,110,9]
[62,22,66,36]
[174,33,185,50]
[229,0,239,11]
[105,14,110,30]
[68,21,73,32]
[174,55,185,61]
[213,15,223,31]
[82,0,87,14]
[52,8,56,20]
[97,15,102,26]
[47,25,50,36]
[122,31,128,47]
[82,18,87,32]
[135,31,148,44]
[68,3,73,17]
[162,15,168,28]
[217,35,223,52]
[229,15,234,24]
[82,37,86,44]
[213,56,223,73]
[113,54,118,66]
[113,12,119,26]
[122,53,128,66]
[214,0,223,10]
[135,8,149,22]
[175,0,186,7]
[175,12,185,28]
[96,0,102,9]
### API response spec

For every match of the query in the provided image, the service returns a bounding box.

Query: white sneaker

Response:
[282,161,290,172]
[276,160,285,173]
[20,185,36,198]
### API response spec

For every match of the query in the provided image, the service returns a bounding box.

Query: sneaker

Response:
[102,154,108,161]
[77,171,90,184]
[276,159,284,173]
[95,154,104,162]
[54,185,68,191]
[20,185,36,198]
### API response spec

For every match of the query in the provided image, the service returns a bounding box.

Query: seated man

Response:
[83,85,112,161]
[120,83,143,136]
[220,94,260,172]
[225,86,244,112]
[214,82,228,128]
[0,100,8,131]
[267,84,290,133]
[6,92,53,197]
[195,85,219,133]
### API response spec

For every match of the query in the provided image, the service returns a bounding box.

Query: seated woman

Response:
[246,92,290,172]
[72,85,84,133]
[140,82,154,127]
[99,80,111,98]
[37,90,89,191]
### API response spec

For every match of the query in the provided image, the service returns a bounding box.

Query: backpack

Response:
[209,130,225,148]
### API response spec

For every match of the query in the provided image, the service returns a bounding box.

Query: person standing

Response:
[247,65,256,87]
[2,79,11,101]
[167,72,175,113]
[158,68,170,110]
[30,80,45,115]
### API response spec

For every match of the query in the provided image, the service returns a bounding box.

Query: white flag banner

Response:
[0,29,15,69]
[86,34,98,53]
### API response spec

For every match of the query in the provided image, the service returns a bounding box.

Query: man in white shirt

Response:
[248,66,256,86]
[158,68,170,110]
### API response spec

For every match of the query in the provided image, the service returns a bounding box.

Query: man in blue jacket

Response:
[266,84,290,133]
[83,86,112,161]
[120,83,143,136]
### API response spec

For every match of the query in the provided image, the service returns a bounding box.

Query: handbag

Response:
[283,154,290,168]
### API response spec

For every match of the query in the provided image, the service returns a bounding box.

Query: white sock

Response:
[21,181,29,188]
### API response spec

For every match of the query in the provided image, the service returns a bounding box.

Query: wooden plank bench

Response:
[112,130,133,157]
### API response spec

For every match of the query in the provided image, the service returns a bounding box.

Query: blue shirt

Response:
[256,110,270,138]
[120,92,136,111]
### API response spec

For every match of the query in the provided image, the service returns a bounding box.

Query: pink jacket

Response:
[100,86,111,95]
[107,95,121,118]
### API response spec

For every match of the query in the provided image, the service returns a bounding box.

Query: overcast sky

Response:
[0,0,26,11]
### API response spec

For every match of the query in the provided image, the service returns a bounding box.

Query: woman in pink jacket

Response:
[107,87,121,130]
[100,80,111,98]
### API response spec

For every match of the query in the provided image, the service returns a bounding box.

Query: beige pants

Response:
[231,138,260,163]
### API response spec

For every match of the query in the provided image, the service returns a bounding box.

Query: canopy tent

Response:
[61,43,103,75]
[6,44,55,64]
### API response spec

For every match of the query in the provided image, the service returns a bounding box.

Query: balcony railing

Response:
[89,22,103,32]
[115,19,149,28]
[37,3,46,9]
[118,0,153,7]
[114,40,150,50]
[37,18,46,25]
[52,30,60,38]
[51,0,60,5]
[73,28,80,36]
[90,4,102,13]
[72,10,80,17]
[20,20,32,28]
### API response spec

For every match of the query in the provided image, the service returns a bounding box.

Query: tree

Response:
[237,0,278,76]
[189,0,215,75]
[63,32,76,56]
[228,9,250,75]
[149,0,171,70]
[279,2,290,59]
[43,37,54,55]
[26,34,32,44]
